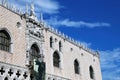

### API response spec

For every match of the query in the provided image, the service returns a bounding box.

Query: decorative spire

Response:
[30,2,35,16]
[26,3,28,14]
[0,0,2,4]
[40,13,44,22]
[29,2,38,21]
[2,0,8,7]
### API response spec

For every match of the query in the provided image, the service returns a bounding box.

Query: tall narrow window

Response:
[74,59,79,74]
[59,41,62,52]
[50,36,53,48]
[30,44,40,61]
[89,66,94,79]
[0,30,11,52]
[53,51,60,67]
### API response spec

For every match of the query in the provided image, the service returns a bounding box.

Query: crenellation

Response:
[0,1,24,16]
[47,26,51,30]
[58,31,61,36]
[55,28,58,34]
[62,33,65,38]
[68,37,71,41]
[45,23,86,51]
[65,35,69,39]
[51,27,54,32]
[41,19,100,56]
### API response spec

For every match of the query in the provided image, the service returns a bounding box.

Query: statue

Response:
[30,2,38,21]
[34,60,46,80]
[30,2,35,16]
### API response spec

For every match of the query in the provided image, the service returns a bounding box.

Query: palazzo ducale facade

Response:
[0,1,102,80]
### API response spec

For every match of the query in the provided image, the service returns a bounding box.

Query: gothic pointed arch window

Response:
[59,41,62,52]
[89,66,94,79]
[13,78,16,80]
[53,51,60,67]
[30,44,40,61]
[4,77,8,80]
[50,36,53,48]
[74,59,79,74]
[0,30,11,52]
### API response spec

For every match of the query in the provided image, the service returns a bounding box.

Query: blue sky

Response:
[5,0,120,80]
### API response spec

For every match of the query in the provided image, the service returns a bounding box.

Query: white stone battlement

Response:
[44,24,100,57]
[0,0,24,15]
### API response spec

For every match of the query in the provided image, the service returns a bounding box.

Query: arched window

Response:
[53,51,60,67]
[4,77,8,80]
[74,59,79,74]
[59,41,62,52]
[30,44,40,60]
[50,36,53,48]
[89,66,94,79]
[0,30,11,52]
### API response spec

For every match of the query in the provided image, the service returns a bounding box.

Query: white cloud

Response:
[7,0,110,28]
[45,17,111,28]
[100,48,120,80]
[35,0,61,14]
[8,0,61,14]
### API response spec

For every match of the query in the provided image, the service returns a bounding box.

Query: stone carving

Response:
[29,26,43,38]
[0,62,29,80]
